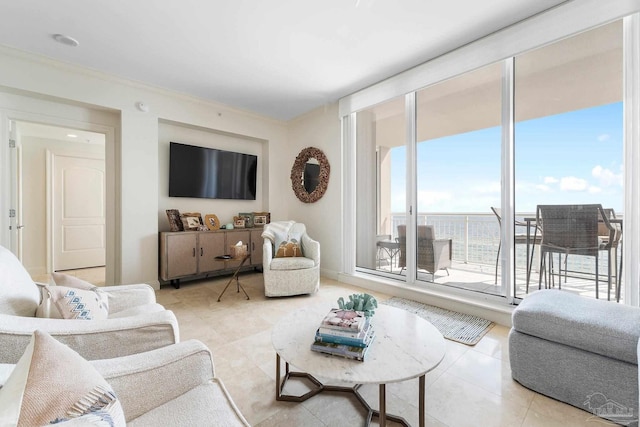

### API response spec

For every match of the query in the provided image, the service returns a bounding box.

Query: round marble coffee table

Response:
[272,304,446,427]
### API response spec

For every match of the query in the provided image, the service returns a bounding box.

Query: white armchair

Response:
[262,221,320,297]
[0,245,179,363]
[0,339,249,426]
[92,340,250,426]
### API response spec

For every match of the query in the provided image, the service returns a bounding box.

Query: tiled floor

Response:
[55,267,602,426]
[152,272,601,427]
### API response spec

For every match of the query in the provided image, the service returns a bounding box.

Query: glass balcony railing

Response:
[386,212,623,300]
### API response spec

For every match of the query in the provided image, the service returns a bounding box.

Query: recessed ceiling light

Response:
[52,34,79,47]
[67,134,78,138]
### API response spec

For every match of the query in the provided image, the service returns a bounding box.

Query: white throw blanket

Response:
[261,221,295,250]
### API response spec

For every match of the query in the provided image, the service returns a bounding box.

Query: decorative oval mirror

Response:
[291,147,330,203]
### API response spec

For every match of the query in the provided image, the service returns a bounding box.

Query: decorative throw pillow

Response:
[275,239,304,258]
[36,273,109,320]
[36,286,109,320]
[0,330,125,427]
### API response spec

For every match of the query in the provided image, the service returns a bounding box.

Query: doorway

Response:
[11,121,106,279]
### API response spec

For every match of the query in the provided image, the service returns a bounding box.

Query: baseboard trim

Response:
[336,272,514,327]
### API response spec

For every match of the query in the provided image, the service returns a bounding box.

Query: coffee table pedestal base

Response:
[275,354,425,427]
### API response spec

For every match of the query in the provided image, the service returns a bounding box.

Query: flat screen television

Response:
[169,142,257,200]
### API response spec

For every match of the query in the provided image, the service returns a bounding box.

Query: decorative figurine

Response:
[337,293,378,317]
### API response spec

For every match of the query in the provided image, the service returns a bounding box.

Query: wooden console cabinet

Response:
[159,228,264,288]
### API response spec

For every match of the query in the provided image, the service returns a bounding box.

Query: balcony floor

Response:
[374,258,624,303]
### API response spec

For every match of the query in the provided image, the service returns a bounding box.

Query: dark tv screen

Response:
[169,142,257,200]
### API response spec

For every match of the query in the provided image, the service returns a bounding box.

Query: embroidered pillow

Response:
[36,273,109,319]
[36,286,109,320]
[0,330,125,427]
[275,239,304,258]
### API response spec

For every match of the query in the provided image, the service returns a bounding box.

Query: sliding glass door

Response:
[414,63,503,294]
[513,20,624,300]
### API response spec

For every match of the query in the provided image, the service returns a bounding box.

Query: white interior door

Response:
[51,152,106,270]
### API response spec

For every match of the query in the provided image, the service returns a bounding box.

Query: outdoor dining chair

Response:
[536,204,620,301]
[490,207,541,285]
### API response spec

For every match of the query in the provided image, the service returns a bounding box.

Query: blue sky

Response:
[390,102,623,214]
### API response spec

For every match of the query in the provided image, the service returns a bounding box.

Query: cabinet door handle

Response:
[193,248,196,257]
[200,247,203,256]
[252,242,255,250]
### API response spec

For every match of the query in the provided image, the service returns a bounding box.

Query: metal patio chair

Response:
[536,204,620,300]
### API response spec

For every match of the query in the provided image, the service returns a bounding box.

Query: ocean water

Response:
[388,214,619,276]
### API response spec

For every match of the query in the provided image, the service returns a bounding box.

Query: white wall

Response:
[287,104,342,277]
[0,46,289,288]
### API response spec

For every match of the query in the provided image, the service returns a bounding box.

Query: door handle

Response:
[200,247,203,256]
[17,225,25,229]
[192,248,196,257]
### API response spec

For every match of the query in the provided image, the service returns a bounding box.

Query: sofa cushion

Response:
[0,245,40,317]
[0,330,125,426]
[512,289,640,365]
[127,381,248,427]
[270,256,315,271]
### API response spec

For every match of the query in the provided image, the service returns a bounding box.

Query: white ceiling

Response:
[0,0,567,121]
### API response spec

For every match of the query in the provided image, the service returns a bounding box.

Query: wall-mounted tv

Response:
[169,142,257,200]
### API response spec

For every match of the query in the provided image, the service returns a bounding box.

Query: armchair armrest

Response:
[263,239,274,271]
[0,310,179,363]
[92,340,215,422]
[102,284,157,313]
[301,233,320,265]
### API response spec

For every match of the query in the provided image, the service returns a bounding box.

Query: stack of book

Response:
[310,308,375,361]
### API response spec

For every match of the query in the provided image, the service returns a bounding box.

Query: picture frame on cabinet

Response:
[254,214,267,226]
[239,212,254,228]
[181,212,203,231]
[204,214,221,231]
[166,209,184,231]
[233,216,246,228]
[253,211,270,225]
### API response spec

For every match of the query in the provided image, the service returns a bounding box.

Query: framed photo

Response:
[166,209,183,231]
[233,216,246,228]
[253,211,270,224]
[254,214,267,226]
[181,212,203,231]
[204,214,220,231]
[239,212,254,228]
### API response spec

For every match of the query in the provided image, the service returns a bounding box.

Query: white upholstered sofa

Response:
[262,221,320,297]
[0,244,179,363]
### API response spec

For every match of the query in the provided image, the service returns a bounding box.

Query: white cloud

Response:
[560,176,588,191]
[588,186,602,194]
[592,165,623,187]
[597,134,611,142]
[543,176,558,184]
[535,184,551,192]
